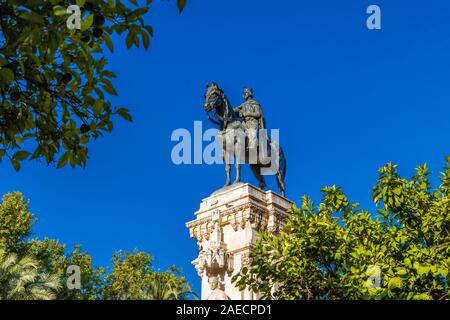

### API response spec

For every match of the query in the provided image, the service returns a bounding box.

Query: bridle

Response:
[205,90,236,125]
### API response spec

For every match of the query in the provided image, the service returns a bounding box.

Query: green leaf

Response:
[81,14,94,32]
[19,12,45,25]
[417,266,430,275]
[69,152,76,168]
[101,82,118,96]
[10,158,20,172]
[144,25,154,37]
[177,0,187,12]
[387,277,403,292]
[102,70,117,78]
[80,135,89,144]
[141,30,150,50]
[76,0,86,7]
[57,152,70,169]
[103,34,114,53]
[116,108,133,122]
[412,293,433,300]
[438,267,448,278]
[0,68,15,84]
[93,100,104,116]
[397,268,408,278]
[13,151,31,161]
[53,5,68,16]
[126,31,135,49]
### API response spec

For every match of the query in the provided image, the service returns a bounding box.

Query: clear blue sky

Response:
[1,0,450,296]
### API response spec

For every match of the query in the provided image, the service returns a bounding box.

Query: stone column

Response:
[186,183,293,300]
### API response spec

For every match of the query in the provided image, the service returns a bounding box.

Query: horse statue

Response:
[203,82,287,196]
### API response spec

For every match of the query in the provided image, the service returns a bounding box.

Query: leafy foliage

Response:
[0,191,192,300]
[143,270,194,300]
[26,239,105,299]
[104,250,193,300]
[0,192,35,251]
[233,159,450,300]
[0,0,186,170]
[0,249,60,300]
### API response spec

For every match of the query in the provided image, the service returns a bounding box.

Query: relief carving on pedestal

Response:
[241,252,251,268]
[192,214,234,278]
[206,276,230,300]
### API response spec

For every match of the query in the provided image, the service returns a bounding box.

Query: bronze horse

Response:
[203,83,286,196]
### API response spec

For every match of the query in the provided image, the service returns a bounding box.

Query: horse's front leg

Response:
[224,152,231,187]
[234,162,240,184]
[233,130,245,185]
[224,163,231,187]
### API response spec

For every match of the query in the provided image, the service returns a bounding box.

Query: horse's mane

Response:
[219,90,234,121]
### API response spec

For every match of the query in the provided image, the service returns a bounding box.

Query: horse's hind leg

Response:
[251,164,266,190]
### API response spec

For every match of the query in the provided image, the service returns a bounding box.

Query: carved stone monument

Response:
[186,183,293,300]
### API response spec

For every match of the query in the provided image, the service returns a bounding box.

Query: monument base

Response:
[186,183,293,300]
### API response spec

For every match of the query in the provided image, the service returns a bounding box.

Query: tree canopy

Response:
[0,249,60,300]
[104,250,193,300]
[0,0,185,171]
[0,0,193,301]
[233,159,450,300]
[0,191,193,300]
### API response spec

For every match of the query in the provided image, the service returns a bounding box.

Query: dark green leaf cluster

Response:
[233,159,450,300]
[0,191,193,299]
[0,0,185,170]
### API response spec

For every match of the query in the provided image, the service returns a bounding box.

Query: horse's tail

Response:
[278,147,287,181]
[271,140,286,196]
[269,139,286,178]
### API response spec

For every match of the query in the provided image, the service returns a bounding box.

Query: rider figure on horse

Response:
[234,88,267,154]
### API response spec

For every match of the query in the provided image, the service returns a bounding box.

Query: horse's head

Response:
[203,82,223,113]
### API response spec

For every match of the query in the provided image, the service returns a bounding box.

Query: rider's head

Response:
[243,88,253,100]
[209,276,219,290]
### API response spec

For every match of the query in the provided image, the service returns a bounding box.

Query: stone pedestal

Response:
[186,183,293,300]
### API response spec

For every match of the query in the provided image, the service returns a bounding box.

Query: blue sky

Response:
[1,0,450,296]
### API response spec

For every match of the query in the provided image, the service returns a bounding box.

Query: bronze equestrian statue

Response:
[203,82,287,197]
